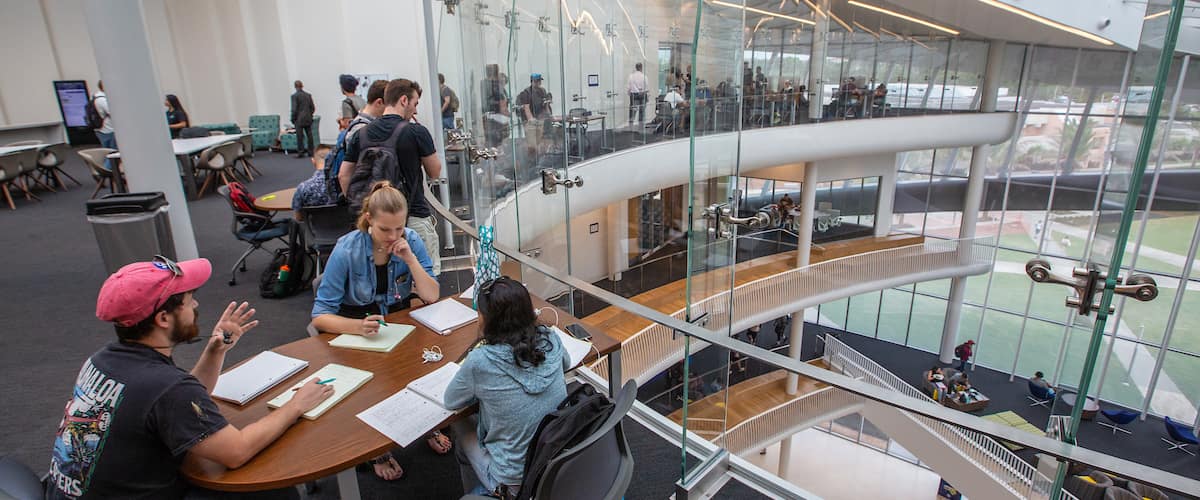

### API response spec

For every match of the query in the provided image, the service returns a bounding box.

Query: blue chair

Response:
[1162,416,1198,456]
[247,114,280,150]
[217,185,289,286]
[1027,381,1054,408]
[1098,409,1139,435]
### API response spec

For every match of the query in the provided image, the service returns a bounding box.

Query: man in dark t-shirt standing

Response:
[339,78,444,275]
[47,257,333,499]
[516,73,551,154]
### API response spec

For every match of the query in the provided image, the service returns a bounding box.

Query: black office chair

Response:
[217,185,289,285]
[299,203,356,274]
[0,455,44,500]
[462,380,637,500]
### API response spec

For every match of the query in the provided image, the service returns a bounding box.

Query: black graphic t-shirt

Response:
[48,342,228,499]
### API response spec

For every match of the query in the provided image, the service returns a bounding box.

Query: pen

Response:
[292,378,336,391]
[369,313,387,327]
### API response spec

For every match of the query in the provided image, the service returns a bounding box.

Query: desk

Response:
[942,390,990,412]
[108,133,249,200]
[1061,393,1100,420]
[0,144,45,156]
[787,207,842,233]
[553,113,608,162]
[254,188,295,212]
[182,296,620,497]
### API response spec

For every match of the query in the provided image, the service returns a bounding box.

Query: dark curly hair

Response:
[477,277,548,367]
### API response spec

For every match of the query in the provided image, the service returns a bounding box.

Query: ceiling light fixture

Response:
[846,1,959,35]
[711,0,816,25]
[974,0,1114,46]
[1144,9,1170,20]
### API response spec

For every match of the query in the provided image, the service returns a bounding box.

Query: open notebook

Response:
[328,323,415,352]
[212,351,308,405]
[409,299,478,333]
[267,363,373,420]
[358,362,461,446]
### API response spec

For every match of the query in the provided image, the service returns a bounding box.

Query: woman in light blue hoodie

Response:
[445,277,569,498]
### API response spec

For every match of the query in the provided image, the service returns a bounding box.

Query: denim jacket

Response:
[312,228,433,317]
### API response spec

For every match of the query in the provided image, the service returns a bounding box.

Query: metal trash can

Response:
[86,192,176,274]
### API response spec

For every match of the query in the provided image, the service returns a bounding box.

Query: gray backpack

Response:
[345,121,409,213]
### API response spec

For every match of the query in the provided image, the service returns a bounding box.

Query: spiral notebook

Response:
[212,351,308,405]
[357,362,461,446]
[267,363,373,420]
[409,299,478,333]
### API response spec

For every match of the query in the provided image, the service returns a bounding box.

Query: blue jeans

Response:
[453,418,517,496]
[95,131,117,170]
[442,115,455,131]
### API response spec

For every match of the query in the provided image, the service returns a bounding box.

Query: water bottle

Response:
[273,264,291,296]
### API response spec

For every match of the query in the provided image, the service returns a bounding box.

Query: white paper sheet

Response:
[550,326,593,368]
[405,362,460,405]
[357,388,454,446]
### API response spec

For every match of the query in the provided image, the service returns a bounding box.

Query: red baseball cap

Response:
[96,257,212,327]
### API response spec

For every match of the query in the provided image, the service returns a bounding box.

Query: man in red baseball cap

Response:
[48,256,332,499]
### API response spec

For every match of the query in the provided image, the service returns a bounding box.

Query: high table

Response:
[552,113,609,162]
[254,188,296,212]
[107,133,249,200]
[1061,392,1100,421]
[0,144,46,156]
[182,296,621,499]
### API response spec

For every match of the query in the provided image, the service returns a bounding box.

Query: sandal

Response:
[371,452,404,481]
[427,430,452,455]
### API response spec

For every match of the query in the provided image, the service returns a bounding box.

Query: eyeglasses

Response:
[478,276,510,298]
[152,254,182,311]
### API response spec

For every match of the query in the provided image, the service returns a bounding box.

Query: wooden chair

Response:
[76,148,121,199]
[0,149,46,202]
[236,134,262,180]
[0,154,25,209]
[195,142,242,197]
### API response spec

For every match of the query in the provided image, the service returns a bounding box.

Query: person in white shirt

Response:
[93,81,117,170]
[663,85,686,110]
[627,62,649,126]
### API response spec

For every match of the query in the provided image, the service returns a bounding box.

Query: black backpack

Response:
[345,121,409,214]
[85,96,105,130]
[259,220,316,298]
[516,382,615,500]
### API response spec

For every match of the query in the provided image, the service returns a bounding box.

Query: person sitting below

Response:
[872,83,888,108]
[445,276,569,498]
[290,144,333,221]
[1030,371,1055,398]
[165,94,189,138]
[311,181,445,479]
[949,371,971,392]
[663,84,686,110]
[47,257,333,499]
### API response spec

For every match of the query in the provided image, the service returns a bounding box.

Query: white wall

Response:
[0,0,436,144]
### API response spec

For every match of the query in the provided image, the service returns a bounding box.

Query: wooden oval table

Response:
[182,296,620,498]
[253,187,296,212]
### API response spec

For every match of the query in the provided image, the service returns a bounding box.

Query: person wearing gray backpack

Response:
[339,78,443,275]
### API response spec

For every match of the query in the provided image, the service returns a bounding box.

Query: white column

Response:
[421,0,455,250]
[874,167,896,237]
[939,41,1005,364]
[607,200,629,280]
[786,164,819,393]
[807,0,830,122]
[777,434,792,481]
[85,0,198,260]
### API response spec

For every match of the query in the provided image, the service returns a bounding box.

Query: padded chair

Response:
[179,126,211,139]
[0,153,27,210]
[248,114,280,150]
[1162,416,1198,456]
[34,143,82,189]
[279,115,321,154]
[0,455,43,500]
[299,204,355,275]
[1027,381,1055,408]
[216,185,289,286]
[1065,470,1113,500]
[463,381,637,500]
[1103,487,1139,500]
[195,142,244,197]
[1126,481,1168,500]
[77,148,121,199]
[0,149,45,204]
[1098,409,1139,435]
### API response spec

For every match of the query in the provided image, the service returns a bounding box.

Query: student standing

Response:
[92,81,117,170]
[439,73,458,131]
[164,94,189,138]
[954,339,975,370]
[627,63,648,126]
[516,74,551,153]
[338,74,365,131]
[290,80,316,158]
[48,257,332,499]
[445,277,569,497]
[339,79,443,275]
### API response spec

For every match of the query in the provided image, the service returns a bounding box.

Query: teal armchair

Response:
[247,115,279,150]
[279,115,321,153]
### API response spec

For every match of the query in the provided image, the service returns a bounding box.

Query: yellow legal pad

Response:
[328,323,415,353]
[267,363,373,420]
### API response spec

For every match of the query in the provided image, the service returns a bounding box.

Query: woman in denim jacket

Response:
[311,181,438,335]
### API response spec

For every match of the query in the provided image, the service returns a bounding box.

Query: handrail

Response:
[718,386,862,455]
[824,336,1055,498]
[425,180,1200,496]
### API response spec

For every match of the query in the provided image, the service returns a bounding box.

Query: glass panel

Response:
[1015,318,1067,383]
[846,291,881,336]
[908,294,947,352]
[877,288,912,344]
[1155,350,1200,423]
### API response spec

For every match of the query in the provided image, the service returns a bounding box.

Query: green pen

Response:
[368,313,387,327]
[293,378,335,391]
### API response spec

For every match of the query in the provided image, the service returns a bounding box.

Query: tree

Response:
[1060,117,1102,174]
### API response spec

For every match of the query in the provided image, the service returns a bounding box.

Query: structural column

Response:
[85,0,198,260]
[778,163,818,478]
[807,0,830,122]
[938,40,1006,364]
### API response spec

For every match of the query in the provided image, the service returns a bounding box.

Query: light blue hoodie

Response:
[444,327,569,486]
